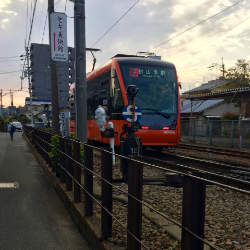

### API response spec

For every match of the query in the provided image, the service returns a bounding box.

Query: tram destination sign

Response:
[50,12,68,62]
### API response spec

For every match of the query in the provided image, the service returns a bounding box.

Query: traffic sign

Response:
[122,105,142,123]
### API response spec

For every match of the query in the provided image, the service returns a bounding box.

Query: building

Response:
[30,43,75,108]
[181,99,239,119]
[25,97,52,122]
[181,78,250,119]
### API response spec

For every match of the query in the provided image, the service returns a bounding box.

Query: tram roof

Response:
[113,56,175,68]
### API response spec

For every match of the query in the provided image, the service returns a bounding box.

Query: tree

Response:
[226,59,250,86]
[208,59,250,87]
[16,114,31,124]
[0,116,7,132]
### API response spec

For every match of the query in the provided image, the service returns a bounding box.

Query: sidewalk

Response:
[0,132,90,250]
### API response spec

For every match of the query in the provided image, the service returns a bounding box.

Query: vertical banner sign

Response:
[60,110,70,137]
[50,12,68,62]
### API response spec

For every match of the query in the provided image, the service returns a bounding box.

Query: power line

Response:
[154,0,245,50]
[25,0,29,46]
[0,70,20,75]
[166,14,250,59]
[91,0,140,47]
[21,0,38,89]
[0,60,21,63]
[41,13,48,44]
[64,0,68,13]
[0,56,20,59]
[27,0,38,48]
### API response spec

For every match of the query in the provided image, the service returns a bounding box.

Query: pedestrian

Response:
[7,122,15,141]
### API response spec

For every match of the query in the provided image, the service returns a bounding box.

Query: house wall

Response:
[203,102,239,117]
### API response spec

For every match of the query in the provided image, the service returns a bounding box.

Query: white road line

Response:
[0,182,19,189]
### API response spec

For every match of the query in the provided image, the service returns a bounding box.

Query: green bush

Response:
[70,132,76,139]
[48,135,60,170]
[0,116,7,132]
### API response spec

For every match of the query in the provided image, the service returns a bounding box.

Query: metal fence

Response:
[181,119,250,148]
[23,126,250,250]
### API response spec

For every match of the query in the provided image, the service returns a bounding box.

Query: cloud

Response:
[140,0,164,6]
[1,0,250,106]
[1,17,8,29]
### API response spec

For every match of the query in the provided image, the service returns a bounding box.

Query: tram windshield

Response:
[119,62,178,114]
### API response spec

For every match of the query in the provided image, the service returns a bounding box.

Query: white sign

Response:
[50,12,68,62]
[60,110,70,137]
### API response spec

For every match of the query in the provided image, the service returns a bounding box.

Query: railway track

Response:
[93,145,250,192]
[141,148,250,192]
[178,143,250,160]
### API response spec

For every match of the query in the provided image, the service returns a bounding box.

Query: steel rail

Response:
[179,143,250,159]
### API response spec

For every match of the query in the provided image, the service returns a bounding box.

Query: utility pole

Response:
[0,89,2,115]
[26,46,34,124]
[74,0,87,141]
[222,57,225,78]
[10,89,13,106]
[48,0,60,135]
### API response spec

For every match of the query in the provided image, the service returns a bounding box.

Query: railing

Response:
[181,119,250,148]
[23,126,250,250]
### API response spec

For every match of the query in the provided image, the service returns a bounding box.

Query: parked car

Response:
[11,121,23,132]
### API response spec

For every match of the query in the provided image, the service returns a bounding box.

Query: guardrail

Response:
[23,126,250,250]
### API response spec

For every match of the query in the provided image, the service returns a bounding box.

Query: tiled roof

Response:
[181,99,224,113]
[184,79,228,94]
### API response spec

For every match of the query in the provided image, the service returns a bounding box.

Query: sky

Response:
[0,0,249,107]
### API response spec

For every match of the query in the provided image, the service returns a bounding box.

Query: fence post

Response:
[239,115,242,149]
[65,139,73,191]
[231,120,234,147]
[59,137,66,183]
[84,144,93,216]
[45,133,51,166]
[102,149,113,239]
[181,176,206,250]
[192,119,196,143]
[209,120,213,145]
[72,140,81,203]
[101,149,113,239]
[55,137,60,178]
[127,161,143,250]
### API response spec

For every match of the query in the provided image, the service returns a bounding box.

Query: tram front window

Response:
[119,62,178,115]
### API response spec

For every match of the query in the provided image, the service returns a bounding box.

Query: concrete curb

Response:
[23,134,111,250]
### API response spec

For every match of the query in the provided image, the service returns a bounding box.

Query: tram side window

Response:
[111,76,123,113]
[87,71,111,119]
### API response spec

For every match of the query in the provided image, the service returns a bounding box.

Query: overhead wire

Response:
[64,0,68,13]
[41,13,48,44]
[91,0,140,47]
[21,0,38,90]
[25,0,29,46]
[0,56,20,59]
[0,70,21,75]
[154,0,245,50]
[165,14,250,60]
[30,0,33,30]
[27,0,38,48]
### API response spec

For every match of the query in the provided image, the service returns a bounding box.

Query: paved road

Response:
[0,132,90,250]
